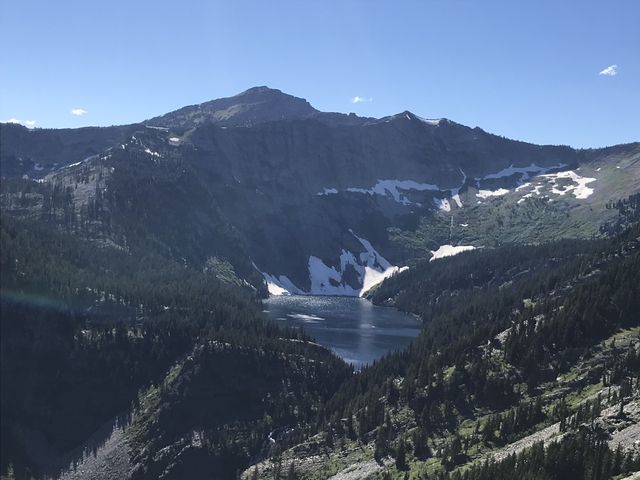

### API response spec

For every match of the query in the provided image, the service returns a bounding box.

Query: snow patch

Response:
[60,155,96,170]
[346,179,441,205]
[476,163,577,203]
[309,255,359,296]
[257,231,407,297]
[144,148,161,158]
[351,232,395,271]
[416,115,442,126]
[287,313,324,322]
[317,187,338,196]
[476,188,510,199]
[447,169,466,208]
[519,184,544,202]
[333,169,465,208]
[256,266,304,296]
[309,230,404,296]
[434,197,451,212]
[430,245,476,261]
[539,170,596,199]
[478,163,566,182]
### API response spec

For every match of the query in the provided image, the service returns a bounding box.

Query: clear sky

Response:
[1,0,638,148]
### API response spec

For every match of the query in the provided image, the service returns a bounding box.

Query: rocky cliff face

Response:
[2,87,638,295]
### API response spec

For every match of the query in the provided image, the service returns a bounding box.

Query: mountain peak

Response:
[146,86,318,129]
[233,86,302,103]
[374,110,447,127]
[236,85,282,96]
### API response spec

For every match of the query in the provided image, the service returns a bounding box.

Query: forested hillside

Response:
[245,225,640,480]
[2,206,639,480]
[0,214,350,479]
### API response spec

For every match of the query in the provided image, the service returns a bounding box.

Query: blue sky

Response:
[1,0,638,148]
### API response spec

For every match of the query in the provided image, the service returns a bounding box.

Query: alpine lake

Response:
[263,295,421,369]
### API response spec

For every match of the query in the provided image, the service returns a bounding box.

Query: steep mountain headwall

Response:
[2,87,638,296]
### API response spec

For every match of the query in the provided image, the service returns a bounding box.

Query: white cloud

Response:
[599,65,618,76]
[3,118,36,128]
[71,108,88,116]
[351,96,373,104]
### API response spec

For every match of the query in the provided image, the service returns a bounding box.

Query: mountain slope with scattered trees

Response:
[0,214,349,480]
[244,225,640,480]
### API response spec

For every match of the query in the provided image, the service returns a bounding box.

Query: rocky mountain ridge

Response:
[2,87,639,296]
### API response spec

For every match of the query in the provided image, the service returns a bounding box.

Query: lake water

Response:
[263,296,421,369]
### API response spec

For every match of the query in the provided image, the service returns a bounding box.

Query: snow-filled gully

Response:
[257,230,407,297]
